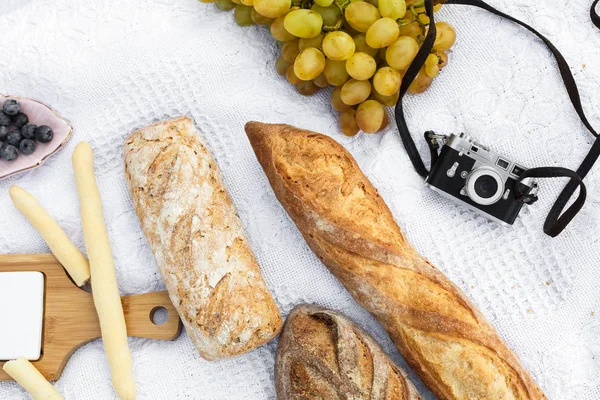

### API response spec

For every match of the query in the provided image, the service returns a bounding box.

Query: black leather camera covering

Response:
[426,146,526,225]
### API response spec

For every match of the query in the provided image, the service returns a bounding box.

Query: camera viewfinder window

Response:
[497,159,509,170]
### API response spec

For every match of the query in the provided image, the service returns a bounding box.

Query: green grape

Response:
[415,9,430,25]
[296,80,319,95]
[346,52,376,81]
[215,0,235,11]
[366,17,399,48]
[294,48,326,81]
[341,79,371,105]
[340,108,360,136]
[385,36,419,70]
[251,8,274,24]
[408,66,433,93]
[331,85,351,111]
[373,66,401,96]
[271,17,296,41]
[284,9,323,38]
[299,32,325,51]
[281,39,300,63]
[365,0,379,7]
[434,22,456,51]
[315,0,335,6]
[379,110,390,131]
[356,99,384,133]
[311,4,341,27]
[276,56,290,76]
[322,31,355,61]
[378,0,406,20]
[253,0,291,18]
[323,58,350,86]
[425,53,439,77]
[314,73,330,88]
[234,5,254,26]
[372,89,399,106]
[398,17,422,40]
[344,2,380,33]
[341,19,361,38]
[353,34,378,57]
[286,65,301,84]
[438,51,448,69]
[240,0,253,6]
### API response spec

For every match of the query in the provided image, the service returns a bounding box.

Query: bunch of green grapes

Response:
[202,0,455,136]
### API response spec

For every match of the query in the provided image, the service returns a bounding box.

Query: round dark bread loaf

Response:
[276,304,422,400]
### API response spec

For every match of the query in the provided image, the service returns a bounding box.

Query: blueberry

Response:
[6,130,22,146]
[0,144,18,161]
[3,99,20,116]
[35,125,53,143]
[19,139,36,155]
[21,123,37,139]
[0,126,7,142]
[0,112,10,126]
[12,112,28,128]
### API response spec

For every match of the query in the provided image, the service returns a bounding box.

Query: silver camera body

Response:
[425,133,538,225]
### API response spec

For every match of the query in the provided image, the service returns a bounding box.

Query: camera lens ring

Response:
[465,167,504,206]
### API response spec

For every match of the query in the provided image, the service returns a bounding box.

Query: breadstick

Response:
[3,358,63,400]
[72,142,136,400]
[9,186,91,286]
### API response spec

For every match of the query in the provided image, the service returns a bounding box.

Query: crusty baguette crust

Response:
[246,122,545,400]
[124,117,282,360]
[276,304,422,400]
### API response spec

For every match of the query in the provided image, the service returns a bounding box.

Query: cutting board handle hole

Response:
[150,306,168,326]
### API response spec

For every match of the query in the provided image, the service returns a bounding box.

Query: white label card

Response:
[0,271,45,361]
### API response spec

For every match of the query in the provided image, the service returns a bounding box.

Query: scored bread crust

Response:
[246,122,546,400]
[276,304,423,400]
[124,116,282,360]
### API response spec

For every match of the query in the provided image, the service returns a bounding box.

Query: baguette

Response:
[246,122,545,400]
[124,117,282,360]
[276,304,422,400]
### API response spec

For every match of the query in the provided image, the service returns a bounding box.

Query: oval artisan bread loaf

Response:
[245,122,546,400]
[276,304,422,400]
[124,116,282,360]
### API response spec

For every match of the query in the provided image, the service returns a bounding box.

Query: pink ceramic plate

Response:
[0,95,72,180]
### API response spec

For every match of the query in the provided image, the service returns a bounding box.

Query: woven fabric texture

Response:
[0,0,599,398]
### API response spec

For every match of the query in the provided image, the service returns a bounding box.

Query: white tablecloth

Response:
[1,0,599,398]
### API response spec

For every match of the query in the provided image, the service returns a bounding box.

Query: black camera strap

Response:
[395,0,600,237]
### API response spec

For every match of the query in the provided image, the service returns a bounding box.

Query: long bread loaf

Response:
[246,122,545,400]
[124,117,282,360]
[276,304,422,400]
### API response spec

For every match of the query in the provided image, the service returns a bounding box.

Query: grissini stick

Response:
[72,142,136,400]
[3,358,63,400]
[245,122,546,400]
[9,186,91,286]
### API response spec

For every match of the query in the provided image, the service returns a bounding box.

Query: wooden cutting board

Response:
[0,254,182,381]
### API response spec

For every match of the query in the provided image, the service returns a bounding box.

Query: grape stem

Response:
[334,0,350,14]
[323,19,344,31]
[397,17,417,27]
[410,5,429,29]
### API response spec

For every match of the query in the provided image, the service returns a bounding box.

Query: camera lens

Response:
[464,167,504,206]
[474,175,499,199]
